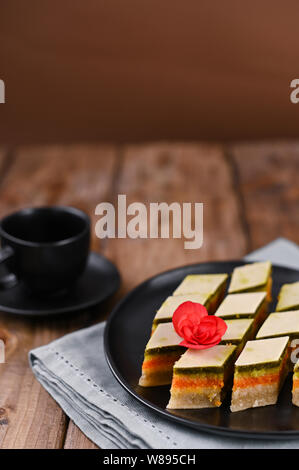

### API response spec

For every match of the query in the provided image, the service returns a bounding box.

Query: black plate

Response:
[0,252,120,316]
[105,260,299,439]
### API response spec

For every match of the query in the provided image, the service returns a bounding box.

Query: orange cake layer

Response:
[293,378,299,389]
[292,364,299,407]
[139,322,185,387]
[233,346,289,391]
[172,375,224,390]
[292,362,299,391]
[233,372,280,389]
[142,353,181,372]
[139,350,184,387]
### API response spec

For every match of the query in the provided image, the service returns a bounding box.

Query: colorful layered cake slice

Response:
[173,274,228,313]
[152,294,210,332]
[228,261,272,300]
[276,282,299,312]
[230,336,290,412]
[292,360,299,407]
[220,318,255,356]
[215,292,268,331]
[167,344,236,409]
[139,322,185,387]
[256,310,299,360]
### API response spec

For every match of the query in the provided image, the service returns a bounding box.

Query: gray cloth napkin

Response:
[29,237,299,449]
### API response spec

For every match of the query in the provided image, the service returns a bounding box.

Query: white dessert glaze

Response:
[155,294,210,320]
[235,336,289,367]
[173,274,227,296]
[174,344,236,369]
[256,310,299,339]
[229,261,271,293]
[215,292,266,318]
[146,322,182,350]
[221,319,254,342]
[276,282,299,311]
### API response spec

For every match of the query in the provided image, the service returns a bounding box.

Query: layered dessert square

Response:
[292,360,299,407]
[152,294,210,332]
[276,282,299,312]
[220,318,255,356]
[139,322,185,387]
[173,274,228,313]
[228,261,272,300]
[256,310,299,345]
[167,344,236,409]
[230,336,290,412]
[215,292,268,331]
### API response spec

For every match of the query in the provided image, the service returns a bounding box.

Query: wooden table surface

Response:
[0,141,298,448]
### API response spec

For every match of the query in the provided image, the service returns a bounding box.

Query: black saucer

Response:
[0,252,120,316]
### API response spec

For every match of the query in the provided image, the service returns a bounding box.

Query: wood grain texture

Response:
[0,148,11,182]
[1,141,294,449]
[57,143,249,448]
[0,145,117,249]
[105,143,248,295]
[64,422,98,449]
[0,145,117,448]
[229,142,299,249]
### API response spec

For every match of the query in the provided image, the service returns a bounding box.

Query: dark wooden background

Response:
[0,142,298,448]
[1,0,299,448]
[1,1,299,144]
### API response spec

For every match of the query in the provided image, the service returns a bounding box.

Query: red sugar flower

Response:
[172,301,227,350]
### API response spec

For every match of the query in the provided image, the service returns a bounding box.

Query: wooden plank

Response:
[0,145,118,249]
[64,422,98,449]
[105,143,248,294]
[0,148,12,184]
[0,145,117,448]
[66,143,250,448]
[229,142,299,250]
[2,3,299,144]
[0,143,251,449]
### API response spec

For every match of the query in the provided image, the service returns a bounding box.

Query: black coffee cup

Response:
[0,206,91,295]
